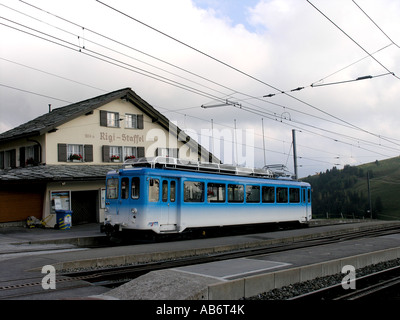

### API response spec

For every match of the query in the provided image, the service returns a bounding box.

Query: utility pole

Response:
[262,118,266,165]
[367,171,372,219]
[292,129,298,180]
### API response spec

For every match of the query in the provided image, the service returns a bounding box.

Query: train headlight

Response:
[131,208,137,214]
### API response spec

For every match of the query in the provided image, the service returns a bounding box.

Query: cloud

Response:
[1,0,400,177]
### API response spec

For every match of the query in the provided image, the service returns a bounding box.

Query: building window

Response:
[25,146,35,165]
[110,146,122,162]
[102,146,145,162]
[155,148,179,158]
[67,144,83,162]
[107,112,120,127]
[1,149,16,169]
[124,146,137,161]
[125,114,144,129]
[100,110,120,127]
[58,144,93,162]
[125,114,137,128]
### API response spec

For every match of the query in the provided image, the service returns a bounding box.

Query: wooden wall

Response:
[0,184,45,223]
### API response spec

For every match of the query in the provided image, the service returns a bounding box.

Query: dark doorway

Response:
[71,190,98,225]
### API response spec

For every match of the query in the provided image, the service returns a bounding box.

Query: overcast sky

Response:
[1,0,400,177]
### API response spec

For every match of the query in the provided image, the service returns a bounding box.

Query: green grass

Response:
[356,158,400,220]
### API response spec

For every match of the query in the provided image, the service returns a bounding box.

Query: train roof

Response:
[107,157,309,186]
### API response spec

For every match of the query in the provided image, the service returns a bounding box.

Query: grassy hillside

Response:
[303,157,400,220]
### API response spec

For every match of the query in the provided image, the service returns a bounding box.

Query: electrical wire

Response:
[2,1,399,167]
[306,0,399,80]
[16,0,400,149]
[0,83,72,103]
[352,0,400,49]
[11,0,384,145]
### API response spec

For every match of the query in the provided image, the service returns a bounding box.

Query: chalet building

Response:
[0,88,217,226]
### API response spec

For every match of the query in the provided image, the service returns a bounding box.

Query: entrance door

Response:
[160,178,178,232]
[71,190,98,224]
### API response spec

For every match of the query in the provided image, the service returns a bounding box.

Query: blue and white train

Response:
[102,157,312,237]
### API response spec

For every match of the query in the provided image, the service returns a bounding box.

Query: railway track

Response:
[1,224,400,299]
[289,265,400,300]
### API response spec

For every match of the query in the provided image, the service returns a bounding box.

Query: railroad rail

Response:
[289,265,400,300]
[1,224,400,299]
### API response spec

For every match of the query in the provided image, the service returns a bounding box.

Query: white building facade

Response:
[0,88,217,226]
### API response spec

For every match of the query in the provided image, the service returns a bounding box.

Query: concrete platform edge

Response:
[208,246,400,300]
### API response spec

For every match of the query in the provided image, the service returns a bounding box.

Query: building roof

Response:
[0,87,219,162]
[0,88,159,142]
[0,164,119,183]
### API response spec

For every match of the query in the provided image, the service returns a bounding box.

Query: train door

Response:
[105,177,120,215]
[160,178,179,232]
[118,177,131,218]
[302,187,312,221]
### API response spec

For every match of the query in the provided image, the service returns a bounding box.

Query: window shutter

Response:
[58,144,67,162]
[137,147,145,158]
[100,110,108,127]
[137,114,144,129]
[20,147,26,167]
[102,145,110,162]
[33,145,40,163]
[0,151,4,169]
[9,149,16,168]
[84,145,93,162]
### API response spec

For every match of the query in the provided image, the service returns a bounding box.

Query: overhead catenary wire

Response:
[263,71,392,96]
[1,18,398,160]
[352,0,400,49]
[15,0,400,149]
[1,1,400,168]
[94,0,400,150]
[306,0,400,80]
[10,0,394,146]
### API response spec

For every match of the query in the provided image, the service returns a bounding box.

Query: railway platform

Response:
[1,219,400,300]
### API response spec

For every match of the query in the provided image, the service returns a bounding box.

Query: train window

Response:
[184,181,204,202]
[162,180,168,202]
[207,183,226,203]
[308,188,311,203]
[170,181,176,202]
[131,177,140,199]
[149,178,160,202]
[121,178,129,199]
[246,185,260,203]
[228,184,244,203]
[106,178,119,199]
[276,187,288,203]
[289,188,300,203]
[262,186,275,203]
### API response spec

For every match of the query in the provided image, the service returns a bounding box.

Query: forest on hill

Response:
[302,157,400,221]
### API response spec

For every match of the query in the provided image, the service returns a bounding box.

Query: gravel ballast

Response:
[248,258,400,300]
